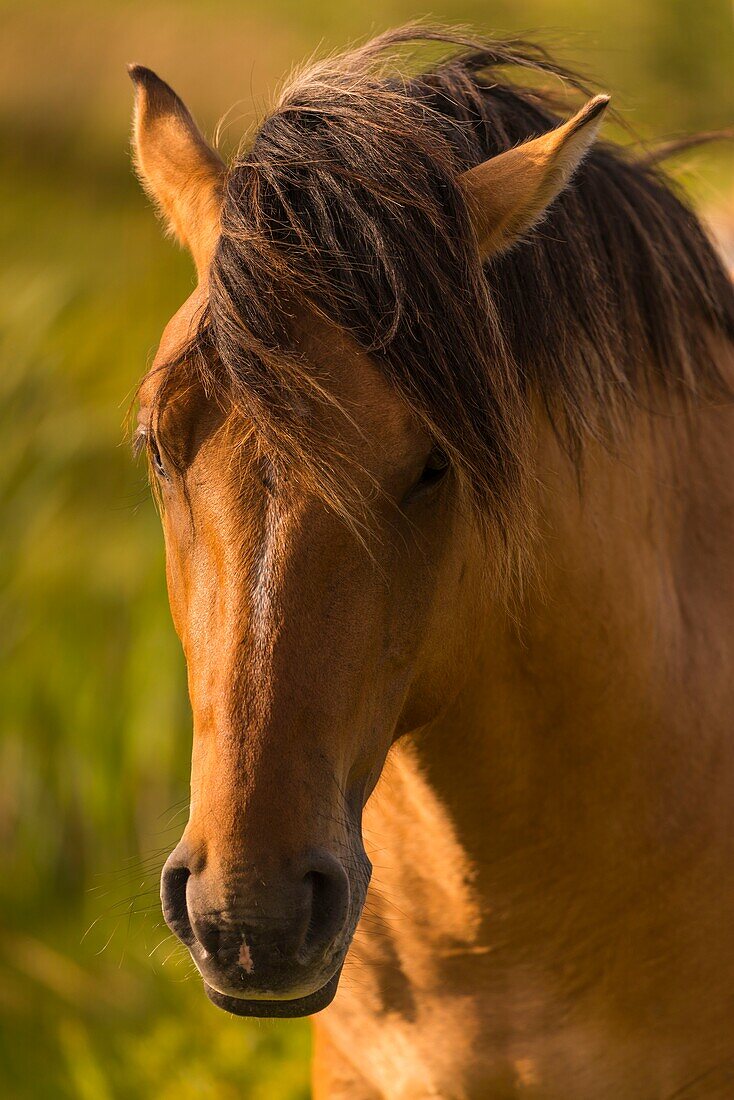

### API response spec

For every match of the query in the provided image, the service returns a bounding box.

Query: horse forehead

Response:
[140,291,420,464]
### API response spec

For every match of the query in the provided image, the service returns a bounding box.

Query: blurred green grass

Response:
[1,1,732,1096]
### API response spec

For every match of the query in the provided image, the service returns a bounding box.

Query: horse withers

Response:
[129,27,734,1098]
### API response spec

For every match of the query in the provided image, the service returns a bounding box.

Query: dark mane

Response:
[161,25,734,564]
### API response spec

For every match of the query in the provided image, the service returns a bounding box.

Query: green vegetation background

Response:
[1,1,732,1096]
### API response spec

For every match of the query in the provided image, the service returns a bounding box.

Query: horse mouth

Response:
[202,966,342,1018]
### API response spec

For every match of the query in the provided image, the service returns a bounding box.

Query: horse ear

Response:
[129,65,225,278]
[458,95,610,257]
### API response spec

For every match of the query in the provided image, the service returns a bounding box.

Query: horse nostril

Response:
[160,859,193,946]
[161,854,222,957]
[301,854,350,963]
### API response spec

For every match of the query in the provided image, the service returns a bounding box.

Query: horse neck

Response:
[387,396,734,954]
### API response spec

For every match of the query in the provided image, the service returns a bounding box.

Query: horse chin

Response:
[202,966,343,1018]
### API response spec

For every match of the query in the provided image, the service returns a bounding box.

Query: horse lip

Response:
[202,966,343,1018]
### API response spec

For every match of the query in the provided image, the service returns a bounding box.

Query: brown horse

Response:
[129,27,734,1099]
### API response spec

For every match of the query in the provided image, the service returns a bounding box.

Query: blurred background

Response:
[1,1,732,1096]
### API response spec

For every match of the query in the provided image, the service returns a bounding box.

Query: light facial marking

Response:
[238,941,254,974]
[251,490,288,644]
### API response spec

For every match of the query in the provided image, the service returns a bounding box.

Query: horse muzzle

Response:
[160,842,364,1016]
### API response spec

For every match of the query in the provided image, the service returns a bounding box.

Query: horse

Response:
[128,27,734,1099]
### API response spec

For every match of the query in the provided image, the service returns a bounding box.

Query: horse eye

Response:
[407,446,450,501]
[148,433,168,480]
